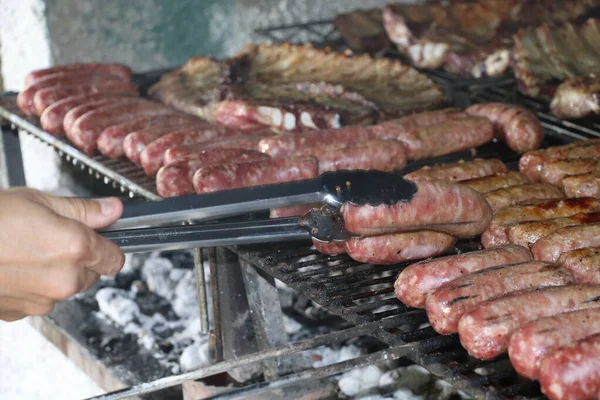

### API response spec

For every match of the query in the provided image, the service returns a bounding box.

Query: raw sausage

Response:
[404,159,507,182]
[63,97,143,134]
[481,198,600,248]
[564,172,600,198]
[24,63,132,87]
[270,205,316,219]
[165,135,272,165]
[508,308,600,380]
[539,158,599,186]
[466,102,544,153]
[193,156,319,193]
[458,285,600,360]
[97,115,205,158]
[483,182,564,212]
[532,223,600,262]
[313,239,346,256]
[371,108,466,139]
[156,149,270,197]
[342,179,493,239]
[344,231,456,265]
[140,126,240,176]
[558,247,600,284]
[394,245,533,308]
[508,212,600,248]
[461,171,531,193]
[426,261,571,335]
[540,333,600,400]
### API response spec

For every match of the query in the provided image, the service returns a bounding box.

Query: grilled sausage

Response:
[519,139,600,182]
[313,239,347,256]
[17,71,125,115]
[481,198,600,248]
[67,100,172,155]
[564,172,600,198]
[466,102,544,153]
[140,127,241,176]
[540,158,599,186]
[294,139,407,173]
[461,171,531,193]
[258,126,376,158]
[156,150,270,198]
[342,179,493,239]
[458,285,600,360]
[344,231,456,265]
[540,333,600,400]
[63,97,144,134]
[270,205,316,219]
[24,63,132,87]
[34,81,138,117]
[426,261,571,335]
[532,223,600,262]
[508,212,600,248]
[192,156,318,193]
[97,115,206,158]
[164,135,272,165]
[558,247,600,284]
[40,92,136,136]
[483,182,564,212]
[404,159,507,182]
[395,245,533,308]
[392,117,494,161]
[508,308,600,380]
[370,108,466,139]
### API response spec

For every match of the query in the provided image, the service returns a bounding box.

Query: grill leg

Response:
[0,125,26,188]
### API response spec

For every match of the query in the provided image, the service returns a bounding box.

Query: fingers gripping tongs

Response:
[99,170,418,253]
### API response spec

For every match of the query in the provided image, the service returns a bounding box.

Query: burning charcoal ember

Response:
[179,340,210,372]
[95,287,141,326]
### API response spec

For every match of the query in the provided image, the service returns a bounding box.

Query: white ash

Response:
[179,341,211,372]
[339,365,384,397]
[95,288,141,326]
[141,257,176,300]
[172,270,199,319]
[283,315,303,335]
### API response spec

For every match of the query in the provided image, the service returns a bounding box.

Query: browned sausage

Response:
[461,171,531,193]
[466,102,544,153]
[165,135,272,165]
[564,172,600,198]
[342,179,493,239]
[532,223,600,262]
[344,231,456,265]
[508,212,600,248]
[557,247,600,284]
[370,108,466,139]
[539,158,599,186]
[483,182,564,212]
[404,159,507,182]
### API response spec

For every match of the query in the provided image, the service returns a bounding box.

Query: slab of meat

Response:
[96,114,206,158]
[156,150,270,198]
[33,81,138,117]
[551,75,600,119]
[481,198,600,248]
[395,245,533,308]
[17,71,126,115]
[40,92,137,136]
[24,63,132,87]
[508,308,600,380]
[540,158,600,186]
[313,239,346,256]
[192,156,318,193]
[370,108,466,140]
[67,100,173,155]
[149,43,446,128]
[564,172,600,198]
[342,179,493,239]
[458,285,600,360]
[519,139,600,182]
[465,103,544,153]
[558,247,600,284]
[483,182,564,212]
[344,231,456,265]
[164,135,272,165]
[392,117,494,161]
[461,171,531,193]
[293,139,407,173]
[270,205,316,219]
[140,126,240,176]
[426,261,571,335]
[404,159,507,182]
[333,8,391,53]
[63,98,138,134]
[532,223,600,262]
[258,126,376,158]
[508,212,600,248]
[540,333,600,400]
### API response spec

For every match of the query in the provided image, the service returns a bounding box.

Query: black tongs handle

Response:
[105,170,417,231]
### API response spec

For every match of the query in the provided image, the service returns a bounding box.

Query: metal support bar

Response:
[194,248,209,334]
[0,125,26,188]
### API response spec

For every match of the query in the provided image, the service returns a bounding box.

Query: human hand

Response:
[0,187,124,322]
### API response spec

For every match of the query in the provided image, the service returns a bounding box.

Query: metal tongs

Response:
[100,170,418,253]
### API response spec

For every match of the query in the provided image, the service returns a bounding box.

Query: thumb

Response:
[44,196,123,229]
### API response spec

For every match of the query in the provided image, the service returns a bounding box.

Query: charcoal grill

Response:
[3,19,600,400]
